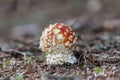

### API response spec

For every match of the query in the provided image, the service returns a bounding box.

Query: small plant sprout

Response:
[39,23,77,65]
[11,74,24,80]
[2,60,11,69]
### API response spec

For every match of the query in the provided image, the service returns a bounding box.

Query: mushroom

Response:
[39,23,77,64]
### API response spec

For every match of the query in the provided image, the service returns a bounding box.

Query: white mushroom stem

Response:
[46,50,77,65]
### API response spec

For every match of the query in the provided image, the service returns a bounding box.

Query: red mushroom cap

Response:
[39,23,77,54]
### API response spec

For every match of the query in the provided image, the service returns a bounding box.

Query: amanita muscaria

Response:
[39,23,77,64]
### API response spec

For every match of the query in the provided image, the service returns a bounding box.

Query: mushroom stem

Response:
[46,51,77,65]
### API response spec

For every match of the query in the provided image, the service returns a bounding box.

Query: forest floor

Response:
[0,23,120,80]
